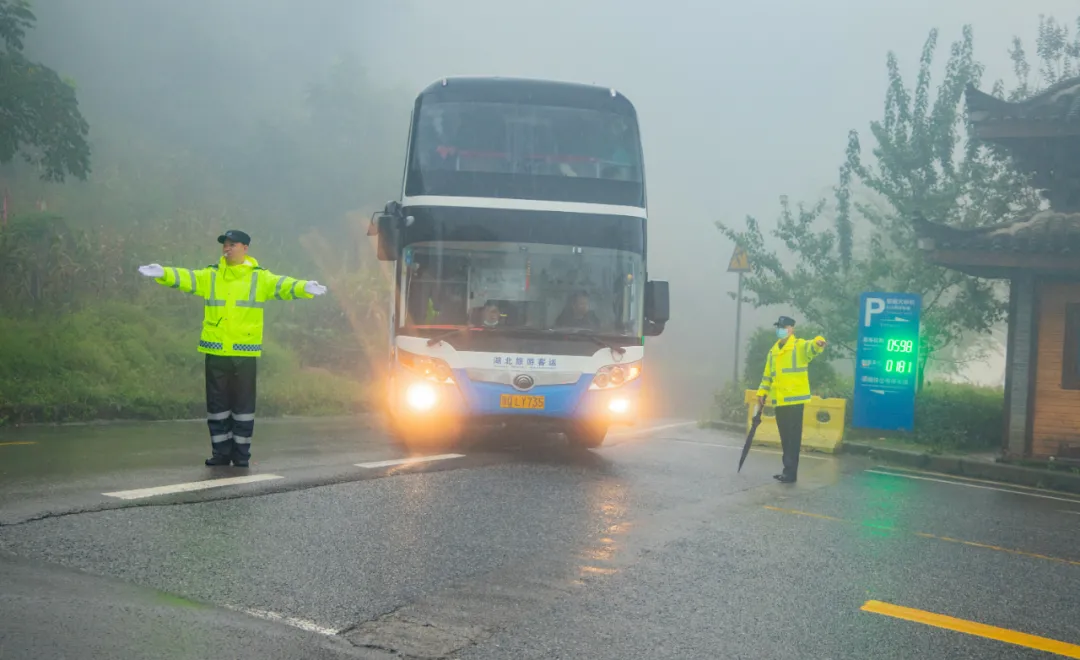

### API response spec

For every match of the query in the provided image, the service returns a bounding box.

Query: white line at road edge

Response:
[356,453,465,469]
[608,421,697,439]
[102,474,284,500]
[667,438,829,461]
[865,469,1080,505]
[226,605,339,636]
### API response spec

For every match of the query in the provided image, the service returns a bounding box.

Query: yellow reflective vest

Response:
[756,334,827,407]
[155,255,314,358]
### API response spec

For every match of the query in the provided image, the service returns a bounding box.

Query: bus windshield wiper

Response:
[426,326,475,346]
[553,328,627,356]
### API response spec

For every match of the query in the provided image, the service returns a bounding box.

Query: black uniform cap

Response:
[217,230,251,245]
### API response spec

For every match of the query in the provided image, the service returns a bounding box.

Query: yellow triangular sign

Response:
[728,246,750,272]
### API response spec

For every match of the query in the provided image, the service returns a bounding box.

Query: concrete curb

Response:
[843,442,1080,496]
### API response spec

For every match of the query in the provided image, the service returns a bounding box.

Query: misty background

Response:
[7,0,1076,421]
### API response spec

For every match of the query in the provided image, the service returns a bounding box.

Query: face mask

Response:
[776,328,788,339]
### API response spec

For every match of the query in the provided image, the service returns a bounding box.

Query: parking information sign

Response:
[852,292,922,432]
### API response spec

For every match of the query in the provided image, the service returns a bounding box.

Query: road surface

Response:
[0,416,1078,659]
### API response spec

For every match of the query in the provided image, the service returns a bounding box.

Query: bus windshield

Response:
[400,242,644,338]
[410,101,642,183]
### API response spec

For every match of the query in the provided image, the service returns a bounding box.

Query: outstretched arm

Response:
[256,269,327,302]
[801,335,828,363]
[139,263,211,297]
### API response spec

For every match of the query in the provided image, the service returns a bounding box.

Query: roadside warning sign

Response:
[727,246,751,272]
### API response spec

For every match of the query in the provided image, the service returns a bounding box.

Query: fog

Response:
[19,0,1078,418]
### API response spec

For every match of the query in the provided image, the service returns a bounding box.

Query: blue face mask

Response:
[776,327,788,339]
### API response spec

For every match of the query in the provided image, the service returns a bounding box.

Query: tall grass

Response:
[0,301,368,424]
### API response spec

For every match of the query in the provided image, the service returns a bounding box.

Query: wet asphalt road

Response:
[1,416,1079,659]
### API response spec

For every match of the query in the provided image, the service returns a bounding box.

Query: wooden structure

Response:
[915,76,1080,461]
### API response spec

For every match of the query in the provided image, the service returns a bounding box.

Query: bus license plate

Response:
[500,394,545,410]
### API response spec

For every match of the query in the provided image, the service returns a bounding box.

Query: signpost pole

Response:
[734,271,743,383]
[727,245,751,387]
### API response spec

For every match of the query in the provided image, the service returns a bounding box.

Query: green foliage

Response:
[0,0,91,181]
[716,24,1050,382]
[709,380,749,425]
[0,301,367,424]
[0,14,403,423]
[912,382,1004,452]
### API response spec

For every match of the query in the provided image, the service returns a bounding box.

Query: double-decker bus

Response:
[371,76,669,449]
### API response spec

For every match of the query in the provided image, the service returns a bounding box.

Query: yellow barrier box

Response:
[742,390,846,454]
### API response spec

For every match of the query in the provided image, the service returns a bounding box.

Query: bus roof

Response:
[415,76,638,116]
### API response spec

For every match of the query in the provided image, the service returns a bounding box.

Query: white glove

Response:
[138,264,165,278]
[304,280,327,296]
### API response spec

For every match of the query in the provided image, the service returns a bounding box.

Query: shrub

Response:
[708,380,750,425]
[914,382,1004,451]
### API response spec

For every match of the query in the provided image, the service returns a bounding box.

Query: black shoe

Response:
[231,459,249,468]
[205,456,231,466]
[774,474,796,483]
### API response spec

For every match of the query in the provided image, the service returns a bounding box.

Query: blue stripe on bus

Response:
[453,372,592,418]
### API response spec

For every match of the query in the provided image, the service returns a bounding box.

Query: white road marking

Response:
[865,469,1080,504]
[667,438,829,460]
[102,474,284,500]
[356,453,465,469]
[608,421,697,438]
[227,606,339,636]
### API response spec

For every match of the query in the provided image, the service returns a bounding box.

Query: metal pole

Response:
[733,271,744,384]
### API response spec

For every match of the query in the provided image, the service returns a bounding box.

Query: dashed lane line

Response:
[356,453,466,469]
[225,605,340,636]
[102,474,284,500]
[764,505,1080,568]
[861,600,1080,658]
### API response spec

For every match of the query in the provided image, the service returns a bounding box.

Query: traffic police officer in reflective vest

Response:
[756,316,827,483]
[137,230,328,467]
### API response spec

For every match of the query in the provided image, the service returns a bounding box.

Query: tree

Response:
[0,0,91,182]
[717,25,1047,388]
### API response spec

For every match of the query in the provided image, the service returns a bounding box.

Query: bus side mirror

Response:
[376,213,401,261]
[644,280,669,336]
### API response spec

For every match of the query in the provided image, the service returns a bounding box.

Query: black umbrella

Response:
[737,403,764,473]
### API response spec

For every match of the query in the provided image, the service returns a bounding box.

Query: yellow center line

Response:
[0,441,36,447]
[762,505,1080,567]
[862,600,1080,658]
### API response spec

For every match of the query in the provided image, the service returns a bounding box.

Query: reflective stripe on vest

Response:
[236,273,263,308]
[783,345,807,373]
[205,272,263,308]
[206,272,225,307]
[272,276,298,300]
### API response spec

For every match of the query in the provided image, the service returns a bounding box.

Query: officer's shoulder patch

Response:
[253,266,265,271]
[207,264,219,270]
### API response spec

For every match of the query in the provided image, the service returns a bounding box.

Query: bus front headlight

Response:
[589,361,642,390]
[405,383,438,411]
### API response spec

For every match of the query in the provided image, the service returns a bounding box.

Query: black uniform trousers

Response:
[205,354,257,461]
[774,403,805,479]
